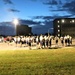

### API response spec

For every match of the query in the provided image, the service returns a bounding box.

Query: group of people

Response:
[0,34,72,49]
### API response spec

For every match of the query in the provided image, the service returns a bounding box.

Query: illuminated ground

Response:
[0,39,75,50]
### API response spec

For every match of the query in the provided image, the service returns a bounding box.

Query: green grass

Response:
[0,48,75,75]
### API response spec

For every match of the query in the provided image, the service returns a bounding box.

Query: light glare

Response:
[13,18,19,26]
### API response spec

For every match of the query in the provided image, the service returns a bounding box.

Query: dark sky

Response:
[0,0,75,34]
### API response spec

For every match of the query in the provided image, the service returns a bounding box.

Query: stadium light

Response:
[13,18,19,27]
[13,18,19,35]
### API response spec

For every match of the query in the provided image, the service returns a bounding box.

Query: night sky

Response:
[0,0,75,34]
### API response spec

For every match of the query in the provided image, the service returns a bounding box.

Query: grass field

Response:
[0,48,75,75]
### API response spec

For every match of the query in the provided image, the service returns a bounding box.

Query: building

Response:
[0,22,32,36]
[53,18,75,37]
[16,25,31,35]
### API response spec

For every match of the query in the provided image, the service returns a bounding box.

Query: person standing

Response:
[55,36,59,46]
[60,36,64,46]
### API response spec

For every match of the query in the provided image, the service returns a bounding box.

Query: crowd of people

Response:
[0,34,72,49]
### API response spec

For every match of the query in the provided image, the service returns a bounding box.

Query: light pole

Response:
[13,18,19,35]
[48,28,53,36]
